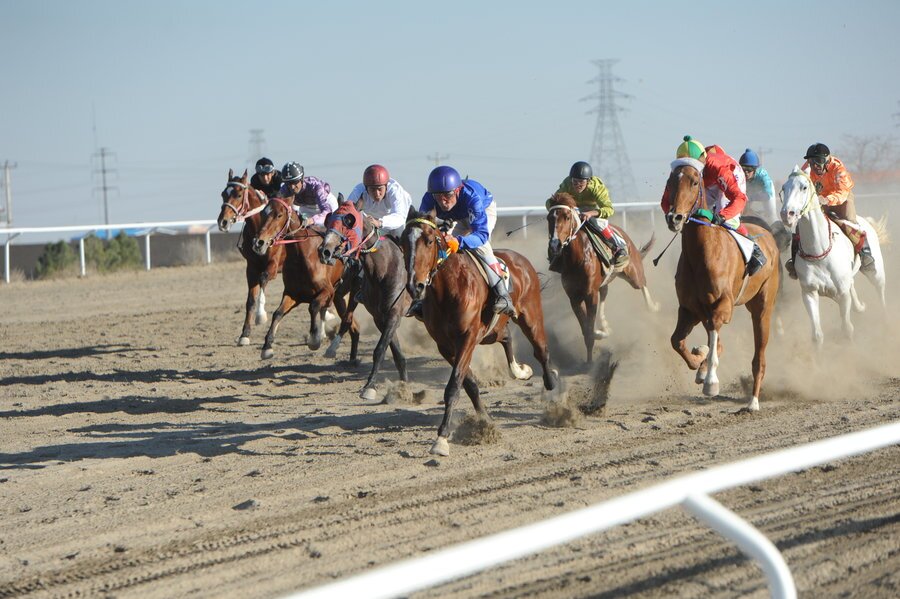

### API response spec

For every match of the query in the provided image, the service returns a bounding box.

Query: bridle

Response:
[547,204,588,249]
[405,217,452,290]
[221,180,267,221]
[323,213,375,260]
[670,164,705,225]
[266,197,314,246]
[787,170,835,261]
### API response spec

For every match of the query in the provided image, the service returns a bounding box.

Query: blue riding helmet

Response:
[427,166,462,193]
[739,149,760,168]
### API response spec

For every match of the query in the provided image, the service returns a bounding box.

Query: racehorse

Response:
[402,208,560,456]
[251,195,359,362]
[546,192,660,362]
[319,201,411,401]
[217,169,285,346]
[780,166,887,347]
[664,162,780,411]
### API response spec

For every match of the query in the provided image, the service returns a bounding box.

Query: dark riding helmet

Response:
[804,143,830,164]
[739,149,760,168]
[569,161,593,180]
[281,162,304,182]
[427,165,462,194]
[255,157,276,175]
[363,164,390,187]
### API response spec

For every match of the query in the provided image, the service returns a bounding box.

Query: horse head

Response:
[546,192,582,263]
[780,166,817,230]
[319,196,363,266]
[251,196,300,255]
[665,160,706,233]
[401,207,448,301]
[218,169,254,232]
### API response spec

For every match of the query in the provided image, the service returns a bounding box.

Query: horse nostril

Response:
[415,282,425,292]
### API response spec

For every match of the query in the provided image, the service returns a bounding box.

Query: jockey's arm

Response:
[717,169,748,221]
[380,185,411,231]
[820,164,854,206]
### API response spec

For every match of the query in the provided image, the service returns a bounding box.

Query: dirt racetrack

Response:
[1,202,899,598]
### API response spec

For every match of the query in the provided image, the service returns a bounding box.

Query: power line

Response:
[248,129,265,164]
[1,161,17,227]
[426,152,450,167]
[93,148,117,238]
[582,59,639,202]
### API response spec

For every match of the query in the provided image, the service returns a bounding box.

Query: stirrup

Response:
[612,249,628,267]
[493,297,516,317]
[859,249,875,270]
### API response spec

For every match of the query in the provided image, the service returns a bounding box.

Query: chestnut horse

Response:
[319,202,411,401]
[217,169,285,346]
[402,208,560,456]
[546,192,660,362]
[251,195,359,362]
[664,163,780,411]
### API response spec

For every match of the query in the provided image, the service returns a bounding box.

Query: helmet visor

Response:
[256,164,276,174]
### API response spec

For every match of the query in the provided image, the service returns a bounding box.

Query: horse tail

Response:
[864,215,890,246]
[638,233,656,258]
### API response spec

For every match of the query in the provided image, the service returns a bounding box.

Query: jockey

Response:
[739,149,778,224]
[346,164,412,238]
[249,157,282,199]
[785,143,874,278]
[549,161,627,267]
[276,162,338,226]
[414,165,516,317]
[660,135,766,275]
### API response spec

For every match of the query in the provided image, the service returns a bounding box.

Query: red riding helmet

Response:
[363,164,390,187]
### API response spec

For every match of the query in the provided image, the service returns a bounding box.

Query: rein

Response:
[405,217,453,289]
[548,204,588,249]
[268,197,315,246]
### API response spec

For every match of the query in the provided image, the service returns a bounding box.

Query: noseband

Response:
[405,217,452,289]
[548,204,587,248]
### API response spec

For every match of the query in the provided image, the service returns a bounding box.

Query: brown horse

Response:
[319,202,411,401]
[664,163,780,411]
[251,195,359,362]
[217,169,286,346]
[402,208,560,456]
[546,192,660,362]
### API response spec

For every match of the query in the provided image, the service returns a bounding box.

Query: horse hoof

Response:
[261,348,274,360]
[430,437,450,456]
[695,367,707,385]
[509,361,533,380]
[308,340,322,351]
[747,397,760,411]
[691,345,709,357]
[255,312,268,325]
[238,337,250,346]
[360,387,378,401]
[593,329,609,340]
[703,381,719,397]
[324,348,337,359]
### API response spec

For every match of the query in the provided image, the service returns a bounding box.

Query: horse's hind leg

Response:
[838,290,855,342]
[801,289,825,349]
[850,282,866,313]
[568,296,594,363]
[702,328,721,397]
[261,294,299,360]
[746,294,774,412]
[498,327,533,380]
[359,313,405,401]
[515,302,558,392]
[239,266,262,346]
[594,286,610,339]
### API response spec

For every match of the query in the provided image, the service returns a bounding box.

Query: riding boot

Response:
[859,240,875,271]
[491,281,516,317]
[746,244,767,276]
[598,223,628,268]
[353,268,366,303]
[785,234,800,280]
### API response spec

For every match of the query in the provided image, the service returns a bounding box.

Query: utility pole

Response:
[1,161,15,227]
[93,148,117,238]
[582,59,639,202]
[248,129,265,164]
[426,152,449,167]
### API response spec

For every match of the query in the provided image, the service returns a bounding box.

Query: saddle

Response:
[463,251,514,296]
[824,211,867,252]
[583,227,629,271]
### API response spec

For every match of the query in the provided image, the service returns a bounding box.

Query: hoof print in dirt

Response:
[233,499,259,511]
[424,458,441,467]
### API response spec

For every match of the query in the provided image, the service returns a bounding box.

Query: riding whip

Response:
[652,232,679,267]
[505,220,541,237]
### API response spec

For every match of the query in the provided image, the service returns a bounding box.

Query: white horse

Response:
[780,166,887,347]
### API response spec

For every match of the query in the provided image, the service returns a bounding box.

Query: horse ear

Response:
[242,169,248,180]
[406,206,417,220]
[337,192,345,203]
[427,208,438,220]
[228,168,234,179]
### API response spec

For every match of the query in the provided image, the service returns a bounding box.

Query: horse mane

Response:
[548,192,577,208]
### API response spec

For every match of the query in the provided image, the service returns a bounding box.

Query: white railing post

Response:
[683,493,796,599]
[79,238,86,277]
[3,237,10,283]
[205,229,212,264]
[521,214,528,239]
[144,234,151,270]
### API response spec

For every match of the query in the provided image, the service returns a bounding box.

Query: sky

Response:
[2,0,899,238]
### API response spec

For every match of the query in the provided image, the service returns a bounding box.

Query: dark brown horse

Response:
[664,163,780,411]
[217,169,286,346]
[251,195,359,362]
[402,208,560,456]
[546,192,660,362]
[319,202,411,401]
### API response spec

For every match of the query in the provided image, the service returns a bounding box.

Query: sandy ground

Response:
[1,196,899,598]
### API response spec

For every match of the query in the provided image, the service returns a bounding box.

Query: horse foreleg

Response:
[568,296,594,363]
[801,289,824,349]
[498,330,533,380]
[746,294,774,412]
[837,290,855,342]
[261,294,298,360]
[325,292,356,361]
[433,337,480,457]
[240,281,261,346]
[307,301,328,351]
[849,282,866,313]
[256,268,275,325]
[359,314,405,401]
[670,307,705,374]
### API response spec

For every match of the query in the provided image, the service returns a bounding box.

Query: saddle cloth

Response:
[464,251,514,296]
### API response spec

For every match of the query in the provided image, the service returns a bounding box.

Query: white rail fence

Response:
[0,203,661,283]
[289,420,900,599]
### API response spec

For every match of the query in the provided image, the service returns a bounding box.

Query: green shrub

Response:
[101,232,143,272]
[34,241,77,278]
